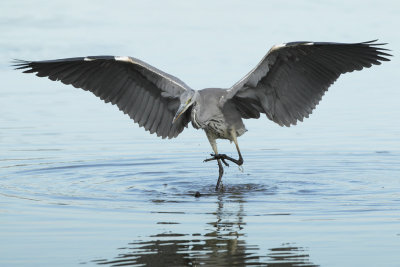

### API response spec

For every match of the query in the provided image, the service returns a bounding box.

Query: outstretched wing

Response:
[14,56,193,138]
[224,40,391,126]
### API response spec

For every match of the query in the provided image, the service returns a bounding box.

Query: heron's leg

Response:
[208,130,244,166]
[228,130,244,165]
[203,135,225,191]
[215,159,224,191]
[204,135,229,166]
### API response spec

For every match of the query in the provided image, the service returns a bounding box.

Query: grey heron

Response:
[14,40,391,191]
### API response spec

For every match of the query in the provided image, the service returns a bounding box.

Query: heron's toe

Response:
[221,158,229,167]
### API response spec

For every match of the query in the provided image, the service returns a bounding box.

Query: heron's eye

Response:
[186,98,192,104]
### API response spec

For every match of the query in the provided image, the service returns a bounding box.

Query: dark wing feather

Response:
[13,56,193,138]
[225,40,391,126]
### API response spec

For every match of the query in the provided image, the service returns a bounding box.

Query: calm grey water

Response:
[1,1,400,266]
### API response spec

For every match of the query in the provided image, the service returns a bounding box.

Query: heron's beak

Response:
[173,103,189,123]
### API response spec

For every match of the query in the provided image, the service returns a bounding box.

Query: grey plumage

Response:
[13,40,391,190]
[14,56,192,139]
[226,40,391,126]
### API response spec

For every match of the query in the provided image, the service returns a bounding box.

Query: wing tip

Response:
[11,59,31,70]
[361,39,393,61]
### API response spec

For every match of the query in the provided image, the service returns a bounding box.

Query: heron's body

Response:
[192,88,247,141]
[14,40,391,190]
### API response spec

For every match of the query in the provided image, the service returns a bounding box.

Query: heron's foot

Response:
[204,154,229,166]
[204,153,243,166]
[238,165,244,172]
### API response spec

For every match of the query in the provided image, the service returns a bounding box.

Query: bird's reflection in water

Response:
[93,192,318,266]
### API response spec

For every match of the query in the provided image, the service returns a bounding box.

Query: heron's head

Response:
[173,90,198,123]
